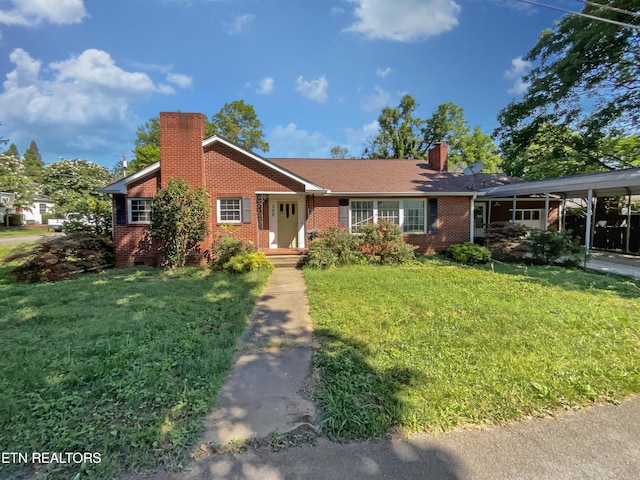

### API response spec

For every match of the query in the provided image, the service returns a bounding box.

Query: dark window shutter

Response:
[338,199,349,227]
[242,197,251,224]
[428,198,438,234]
[116,196,127,225]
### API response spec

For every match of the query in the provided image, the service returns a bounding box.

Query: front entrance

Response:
[474,203,487,238]
[277,201,298,248]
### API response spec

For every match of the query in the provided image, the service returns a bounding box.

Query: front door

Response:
[277,201,298,248]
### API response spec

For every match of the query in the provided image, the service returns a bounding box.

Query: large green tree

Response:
[41,159,113,214]
[0,154,35,209]
[129,117,161,173]
[363,95,500,171]
[4,143,19,158]
[23,140,44,182]
[496,0,640,178]
[205,100,269,152]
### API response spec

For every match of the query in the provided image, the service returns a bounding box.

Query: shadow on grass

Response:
[0,267,269,479]
[312,327,427,441]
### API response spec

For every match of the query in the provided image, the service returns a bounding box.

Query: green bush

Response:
[41,213,57,225]
[223,252,274,273]
[528,229,581,266]
[209,227,257,271]
[447,242,491,265]
[306,222,415,269]
[8,214,23,226]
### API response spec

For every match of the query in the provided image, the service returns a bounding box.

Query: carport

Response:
[481,168,640,256]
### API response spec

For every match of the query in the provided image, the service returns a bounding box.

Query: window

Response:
[129,198,152,224]
[39,203,47,215]
[427,199,438,234]
[349,199,429,234]
[510,208,543,228]
[218,198,242,223]
[403,200,425,233]
[351,200,374,231]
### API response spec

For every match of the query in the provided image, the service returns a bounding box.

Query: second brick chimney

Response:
[428,142,448,172]
[160,112,206,189]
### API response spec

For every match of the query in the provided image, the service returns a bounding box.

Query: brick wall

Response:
[160,112,205,189]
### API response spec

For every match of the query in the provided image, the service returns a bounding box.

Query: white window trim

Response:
[349,199,427,234]
[128,198,153,224]
[217,197,242,223]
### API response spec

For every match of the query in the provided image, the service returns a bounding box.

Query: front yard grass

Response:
[304,259,640,440]
[0,226,54,237]
[0,267,270,479]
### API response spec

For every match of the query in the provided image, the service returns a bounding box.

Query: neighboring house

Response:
[21,193,55,225]
[99,112,548,266]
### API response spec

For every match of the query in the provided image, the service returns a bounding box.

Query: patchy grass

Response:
[304,259,640,440]
[0,226,55,238]
[0,242,26,284]
[0,267,270,479]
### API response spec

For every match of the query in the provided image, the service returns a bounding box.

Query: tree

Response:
[4,143,19,158]
[129,116,161,173]
[41,159,113,214]
[0,154,35,209]
[363,95,499,171]
[205,100,269,152]
[496,0,640,178]
[23,140,44,182]
[330,146,352,159]
[150,179,209,268]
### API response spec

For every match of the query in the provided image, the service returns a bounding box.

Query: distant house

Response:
[99,112,552,266]
[21,193,55,225]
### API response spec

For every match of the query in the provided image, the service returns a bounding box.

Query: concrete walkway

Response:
[199,267,317,446]
[586,251,640,280]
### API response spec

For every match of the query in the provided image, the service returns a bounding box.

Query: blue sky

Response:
[0,0,568,169]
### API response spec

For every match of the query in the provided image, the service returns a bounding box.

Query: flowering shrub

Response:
[306,222,415,268]
[223,252,274,273]
[209,226,257,271]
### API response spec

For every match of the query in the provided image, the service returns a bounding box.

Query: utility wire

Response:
[517,0,640,30]
[572,0,640,19]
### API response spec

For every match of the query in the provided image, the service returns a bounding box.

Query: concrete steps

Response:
[267,254,306,269]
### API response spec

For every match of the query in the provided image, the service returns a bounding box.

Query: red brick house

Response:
[100,112,547,266]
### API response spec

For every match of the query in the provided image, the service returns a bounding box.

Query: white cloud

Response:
[505,56,532,95]
[224,13,255,35]
[256,77,274,94]
[166,72,193,88]
[376,67,393,78]
[296,75,329,103]
[345,120,380,154]
[0,0,87,26]
[361,85,391,111]
[344,0,461,42]
[268,123,335,157]
[0,48,180,157]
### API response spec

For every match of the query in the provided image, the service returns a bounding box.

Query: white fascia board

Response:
[202,136,326,192]
[323,191,476,197]
[98,162,160,195]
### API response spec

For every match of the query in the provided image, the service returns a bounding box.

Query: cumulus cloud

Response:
[344,0,461,42]
[268,123,335,157]
[345,120,380,153]
[296,75,329,103]
[0,48,184,157]
[361,85,391,111]
[166,72,193,88]
[505,56,532,95]
[256,77,274,94]
[224,13,255,35]
[0,0,87,26]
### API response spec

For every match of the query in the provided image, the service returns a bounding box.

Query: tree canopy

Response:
[4,143,19,158]
[363,95,501,171]
[130,101,269,174]
[23,140,44,182]
[0,154,36,209]
[496,0,640,178]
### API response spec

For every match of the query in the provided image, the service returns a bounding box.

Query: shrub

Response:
[209,226,257,271]
[223,252,274,273]
[8,214,23,226]
[4,233,114,282]
[485,222,533,261]
[528,229,581,266]
[357,221,416,265]
[306,225,364,268]
[447,242,491,265]
[306,222,415,268]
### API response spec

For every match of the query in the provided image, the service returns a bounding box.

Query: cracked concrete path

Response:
[199,267,317,446]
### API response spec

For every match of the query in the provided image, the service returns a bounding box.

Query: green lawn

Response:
[0,226,54,238]
[304,259,640,440]
[0,267,270,479]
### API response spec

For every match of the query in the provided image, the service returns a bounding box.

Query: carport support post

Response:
[584,189,593,265]
[626,192,632,254]
[544,193,550,230]
[512,196,517,222]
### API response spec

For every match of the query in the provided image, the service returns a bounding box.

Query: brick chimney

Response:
[160,112,206,189]
[428,142,448,172]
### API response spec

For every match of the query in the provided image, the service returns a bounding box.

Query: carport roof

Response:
[481,168,640,198]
